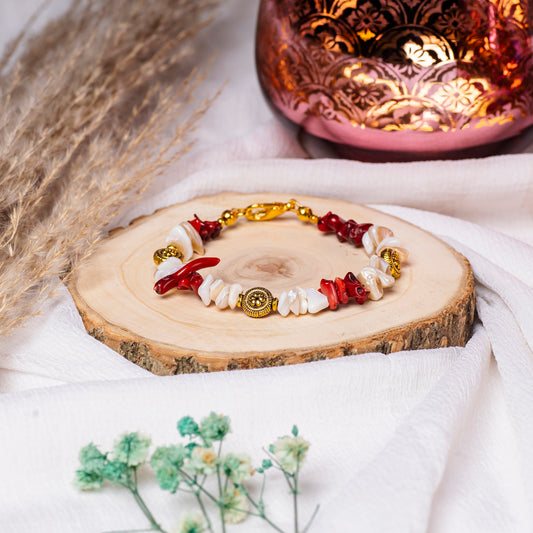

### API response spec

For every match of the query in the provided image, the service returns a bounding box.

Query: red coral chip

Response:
[334,277,349,304]
[320,279,339,310]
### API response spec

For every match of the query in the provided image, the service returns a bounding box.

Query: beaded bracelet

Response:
[152,200,408,318]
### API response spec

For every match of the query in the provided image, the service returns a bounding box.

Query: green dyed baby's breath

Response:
[113,432,151,467]
[198,412,230,445]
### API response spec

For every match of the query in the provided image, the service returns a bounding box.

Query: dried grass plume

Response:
[0,0,220,335]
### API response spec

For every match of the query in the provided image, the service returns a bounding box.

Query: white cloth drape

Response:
[1,1,532,532]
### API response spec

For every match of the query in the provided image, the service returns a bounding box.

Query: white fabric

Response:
[1,1,533,532]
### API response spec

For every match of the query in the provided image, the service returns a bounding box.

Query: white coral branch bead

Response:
[306,288,329,313]
[209,279,225,302]
[181,221,204,255]
[357,266,384,300]
[154,256,183,282]
[228,284,243,310]
[166,224,194,260]
[215,286,230,309]
[198,274,214,306]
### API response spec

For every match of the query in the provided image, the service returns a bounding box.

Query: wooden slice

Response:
[68,193,475,375]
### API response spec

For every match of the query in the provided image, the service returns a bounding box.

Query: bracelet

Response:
[152,200,408,318]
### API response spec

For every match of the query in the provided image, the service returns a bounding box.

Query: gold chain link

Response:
[217,199,318,226]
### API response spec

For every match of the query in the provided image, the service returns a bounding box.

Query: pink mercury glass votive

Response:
[256,0,533,160]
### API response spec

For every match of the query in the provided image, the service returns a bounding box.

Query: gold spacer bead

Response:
[381,248,401,278]
[153,245,183,265]
[220,209,237,226]
[297,206,313,222]
[272,297,278,312]
[309,214,319,224]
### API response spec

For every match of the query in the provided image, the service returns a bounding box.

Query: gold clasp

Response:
[244,202,289,221]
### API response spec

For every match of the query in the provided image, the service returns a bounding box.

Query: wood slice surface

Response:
[68,193,475,375]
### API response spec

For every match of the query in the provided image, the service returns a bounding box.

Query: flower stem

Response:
[293,463,301,533]
[129,486,165,533]
[194,491,214,533]
[293,480,299,533]
[302,505,320,533]
[239,485,285,533]
[216,441,227,533]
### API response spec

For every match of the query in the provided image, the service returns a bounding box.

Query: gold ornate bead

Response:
[153,245,182,265]
[381,248,401,278]
[239,287,275,318]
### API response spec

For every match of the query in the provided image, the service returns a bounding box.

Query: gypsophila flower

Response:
[199,412,230,445]
[74,468,104,490]
[223,453,253,484]
[177,416,199,438]
[74,443,107,490]
[271,435,310,474]
[186,446,217,475]
[103,459,130,485]
[221,488,249,524]
[151,445,188,493]
[173,511,206,533]
[113,432,151,467]
[78,443,107,474]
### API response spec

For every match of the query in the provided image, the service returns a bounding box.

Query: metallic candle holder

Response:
[256,0,533,160]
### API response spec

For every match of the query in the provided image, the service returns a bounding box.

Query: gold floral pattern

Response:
[256,0,533,140]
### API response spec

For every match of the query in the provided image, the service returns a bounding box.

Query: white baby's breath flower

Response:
[222,453,253,484]
[272,435,310,474]
[221,488,249,524]
[173,511,206,533]
[186,446,217,475]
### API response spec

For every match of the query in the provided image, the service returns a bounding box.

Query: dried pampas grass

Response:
[0,0,220,335]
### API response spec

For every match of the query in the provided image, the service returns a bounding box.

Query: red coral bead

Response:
[344,272,368,304]
[320,279,339,310]
[317,212,344,233]
[189,272,204,295]
[334,277,350,304]
[350,223,372,246]
[188,215,222,242]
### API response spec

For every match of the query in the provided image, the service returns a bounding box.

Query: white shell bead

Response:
[166,224,193,260]
[215,286,230,309]
[357,267,384,300]
[297,286,308,314]
[228,283,243,310]
[306,288,329,313]
[181,221,204,255]
[154,256,183,282]
[209,279,225,301]
[288,289,299,315]
[375,269,395,288]
[198,274,214,306]
[277,291,291,317]
[376,239,409,262]
[370,254,390,275]
[362,230,375,256]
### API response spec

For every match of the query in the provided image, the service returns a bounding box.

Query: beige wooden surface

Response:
[69,193,475,374]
